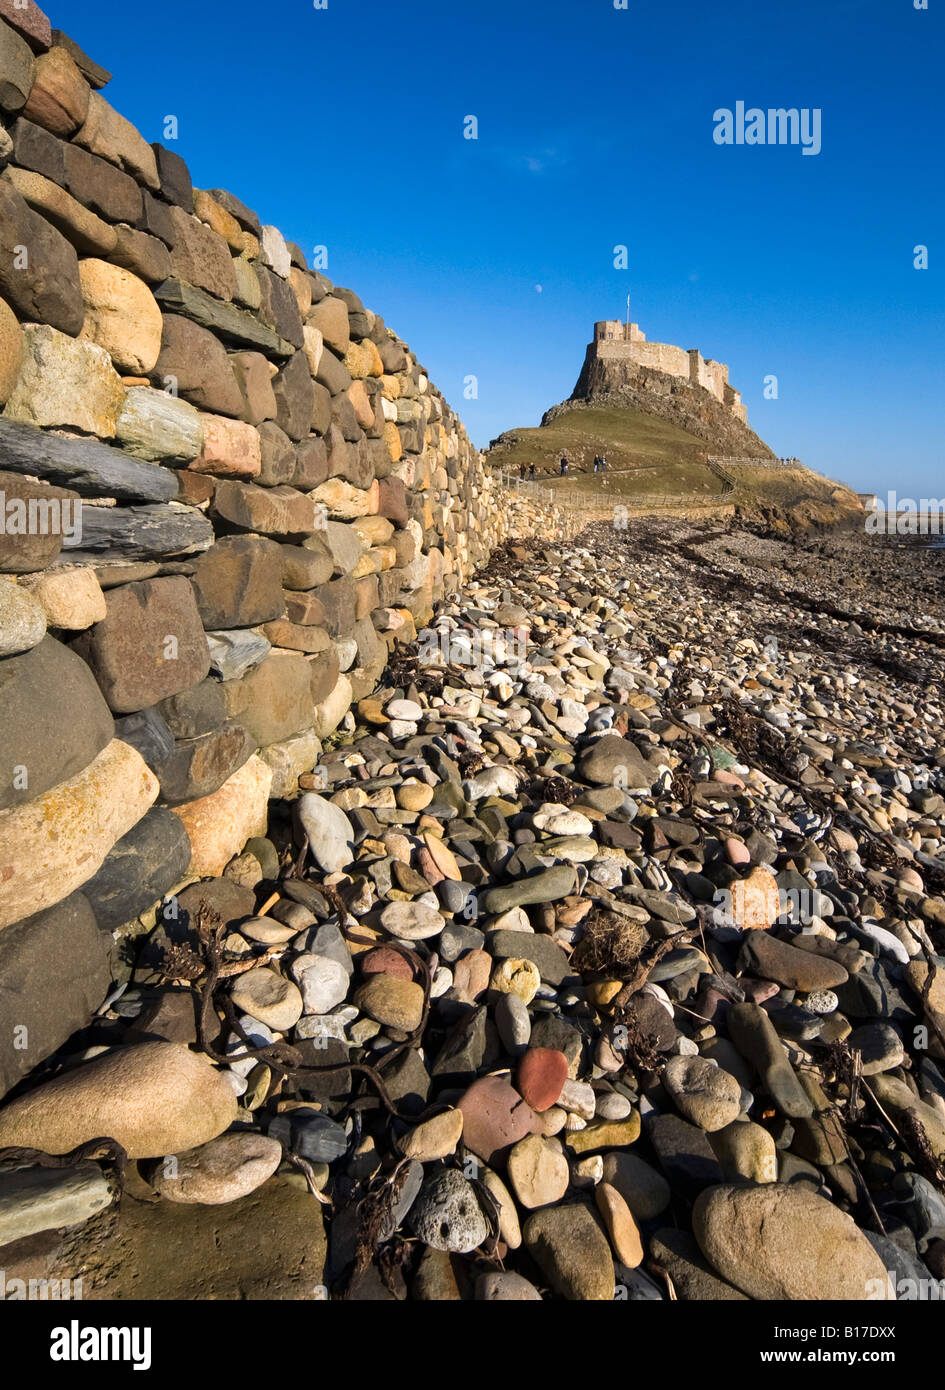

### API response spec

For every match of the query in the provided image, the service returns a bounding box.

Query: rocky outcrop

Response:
[551,360,776,460]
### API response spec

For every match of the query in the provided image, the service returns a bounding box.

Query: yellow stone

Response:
[491,957,540,1004]
[564,1114,641,1155]
[171,755,272,878]
[586,980,623,1009]
[345,340,383,379]
[397,782,434,812]
[595,1182,644,1267]
[78,258,163,374]
[0,739,158,930]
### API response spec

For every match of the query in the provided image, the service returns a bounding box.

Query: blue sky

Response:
[70,0,942,494]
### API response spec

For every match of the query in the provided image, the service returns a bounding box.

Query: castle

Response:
[590,321,748,423]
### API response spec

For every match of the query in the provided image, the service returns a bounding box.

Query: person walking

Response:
[560,455,568,477]
[601,454,608,472]
[528,464,536,480]
[519,463,527,481]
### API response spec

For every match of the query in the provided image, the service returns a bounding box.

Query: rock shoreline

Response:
[3,518,945,1301]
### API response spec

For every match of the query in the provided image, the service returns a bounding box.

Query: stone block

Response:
[21,43,89,135]
[211,480,322,536]
[314,345,351,396]
[0,469,77,571]
[116,385,203,462]
[156,720,255,805]
[83,806,191,931]
[190,414,261,479]
[0,892,110,1100]
[2,163,117,254]
[222,651,314,747]
[0,634,113,810]
[74,90,159,189]
[110,224,172,283]
[64,501,213,560]
[10,113,64,180]
[254,263,303,349]
[259,728,322,801]
[171,753,272,878]
[258,620,331,654]
[78,258,163,373]
[307,296,350,356]
[151,142,193,210]
[112,706,175,772]
[292,434,330,490]
[0,294,23,403]
[283,590,327,624]
[260,224,291,279]
[256,420,296,485]
[280,542,331,590]
[309,646,340,705]
[230,350,277,426]
[0,737,159,929]
[273,350,315,441]
[3,323,124,436]
[63,139,141,223]
[314,577,356,637]
[0,1,51,51]
[193,188,243,252]
[158,678,227,739]
[77,575,211,713]
[165,203,237,302]
[19,565,106,629]
[311,477,379,520]
[0,16,34,113]
[206,628,270,681]
[190,535,285,628]
[0,178,83,333]
[152,313,244,416]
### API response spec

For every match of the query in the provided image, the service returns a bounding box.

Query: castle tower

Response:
[594,320,646,343]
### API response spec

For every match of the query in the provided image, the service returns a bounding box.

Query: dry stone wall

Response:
[0,4,553,1100]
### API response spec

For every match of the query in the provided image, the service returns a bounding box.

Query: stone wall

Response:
[0,3,553,1099]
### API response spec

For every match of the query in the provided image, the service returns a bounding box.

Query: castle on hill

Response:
[589,320,748,423]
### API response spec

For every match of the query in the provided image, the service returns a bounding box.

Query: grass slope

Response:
[489,405,857,514]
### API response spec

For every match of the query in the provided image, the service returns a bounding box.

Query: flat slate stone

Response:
[0,1162,113,1246]
[0,417,178,502]
[66,502,214,560]
[154,278,295,358]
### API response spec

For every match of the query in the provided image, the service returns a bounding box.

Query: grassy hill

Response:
[487,403,862,525]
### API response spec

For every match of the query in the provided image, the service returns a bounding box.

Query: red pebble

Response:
[361,947,414,981]
[517,1047,569,1112]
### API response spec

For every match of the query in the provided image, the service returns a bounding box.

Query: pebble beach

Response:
[4,516,945,1303]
